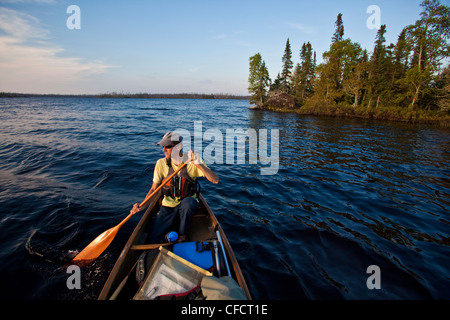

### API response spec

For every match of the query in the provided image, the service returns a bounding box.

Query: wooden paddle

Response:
[70,161,189,265]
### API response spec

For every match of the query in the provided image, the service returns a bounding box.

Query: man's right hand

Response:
[130,203,140,215]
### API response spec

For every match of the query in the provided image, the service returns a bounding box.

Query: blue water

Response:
[0,97,449,299]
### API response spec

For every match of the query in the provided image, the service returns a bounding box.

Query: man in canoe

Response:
[130,131,219,243]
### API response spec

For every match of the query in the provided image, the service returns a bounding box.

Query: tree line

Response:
[0,92,250,100]
[248,0,449,118]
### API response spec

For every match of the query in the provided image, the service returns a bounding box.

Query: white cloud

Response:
[0,8,49,40]
[0,7,117,94]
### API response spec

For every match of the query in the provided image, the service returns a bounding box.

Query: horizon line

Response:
[0,92,251,100]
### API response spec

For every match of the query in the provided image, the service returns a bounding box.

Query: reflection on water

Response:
[241,111,449,299]
[0,97,448,299]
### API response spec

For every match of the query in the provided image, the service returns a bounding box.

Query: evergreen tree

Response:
[292,42,316,106]
[291,63,302,104]
[391,28,413,107]
[270,73,282,92]
[366,24,393,108]
[248,53,271,107]
[247,0,449,117]
[281,38,294,92]
[315,14,362,104]
[314,14,346,103]
[393,28,411,80]
[301,42,316,96]
[372,24,387,62]
[332,13,344,43]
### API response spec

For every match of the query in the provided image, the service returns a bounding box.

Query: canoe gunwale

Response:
[98,191,161,300]
[98,192,251,300]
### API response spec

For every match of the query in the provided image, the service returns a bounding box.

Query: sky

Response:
[0,0,429,95]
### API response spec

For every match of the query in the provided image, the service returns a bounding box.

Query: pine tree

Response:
[314,14,345,103]
[270,73,282,92]
[372,25,387,63]
[292,42,316,106]
[301,42,316,96]
[248,53,271,107]
[291,63,302,105]
[281,38,293,93]
[332,13,344,43]
[247,0,449,116]
[393,28,411,80]
[316,14,362,104]
[390,28,413,107]
[366,24,393,108]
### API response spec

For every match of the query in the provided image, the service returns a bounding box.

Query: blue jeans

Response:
[149,197,199,243]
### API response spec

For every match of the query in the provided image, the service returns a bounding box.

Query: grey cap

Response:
[157,131,183,147]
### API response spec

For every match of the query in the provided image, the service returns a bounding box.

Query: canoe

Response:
[98,192,251,300]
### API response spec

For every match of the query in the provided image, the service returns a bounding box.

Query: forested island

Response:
[248,0,449,125]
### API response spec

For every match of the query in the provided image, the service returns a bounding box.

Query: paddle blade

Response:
[70,212,135,266]
[70,225,120,265]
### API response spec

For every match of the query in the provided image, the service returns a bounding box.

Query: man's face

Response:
[163,142,182,162]
[163,144,173,159]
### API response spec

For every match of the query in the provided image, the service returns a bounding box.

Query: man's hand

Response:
[130,203,141,215]
[188,150,201,165]
[187,150,219,184]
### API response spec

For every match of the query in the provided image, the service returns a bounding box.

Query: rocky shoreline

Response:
[250,99,450,128]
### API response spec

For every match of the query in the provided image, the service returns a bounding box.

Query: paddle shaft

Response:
[138,161,189,209]
[71,161,189,264]
[112,161,189,232]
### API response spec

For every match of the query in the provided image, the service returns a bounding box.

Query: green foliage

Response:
[247,0,450,123]
[292,42,316,106]
[248,53,271,107]
[281,38,293,93]
[332,13,344,43]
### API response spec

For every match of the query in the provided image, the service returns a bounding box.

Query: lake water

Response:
[0,97,448,299]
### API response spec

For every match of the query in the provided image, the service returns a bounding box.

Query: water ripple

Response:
[0,98,448,299]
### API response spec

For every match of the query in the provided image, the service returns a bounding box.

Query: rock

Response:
[264,90,295,109]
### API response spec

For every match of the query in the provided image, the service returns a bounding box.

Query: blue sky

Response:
[0,0,426,95]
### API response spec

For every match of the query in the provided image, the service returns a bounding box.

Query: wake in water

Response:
[24,222,113,299]
[25,229,78,264]
[24,210,82,265]
[1,97,448,299]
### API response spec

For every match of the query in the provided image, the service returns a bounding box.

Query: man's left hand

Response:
[188,150,201,165]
